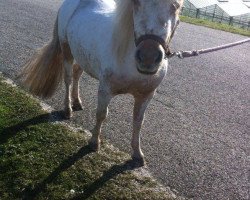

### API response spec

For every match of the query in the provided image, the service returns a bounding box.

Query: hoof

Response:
[72,102,83,111]
[132,156,145,167]
[88,139,100,152]
[64,109,72,119]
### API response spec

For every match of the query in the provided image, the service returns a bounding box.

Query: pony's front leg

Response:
[89,85,112,151]
[132,92,155,166]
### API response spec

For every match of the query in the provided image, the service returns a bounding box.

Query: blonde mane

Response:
[112,0,134,63]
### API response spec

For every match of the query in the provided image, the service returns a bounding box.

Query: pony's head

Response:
[133,0,182,74]
[113,0,183,74]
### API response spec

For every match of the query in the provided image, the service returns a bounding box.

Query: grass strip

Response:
[0,75,177,200]
[180,16,250,37]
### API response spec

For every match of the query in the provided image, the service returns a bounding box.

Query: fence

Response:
[181,7,250,30]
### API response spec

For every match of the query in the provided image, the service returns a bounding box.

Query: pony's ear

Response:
[170,1,183,15]
[171,1,181,10]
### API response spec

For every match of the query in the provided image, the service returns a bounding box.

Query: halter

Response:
[135,34,172,59]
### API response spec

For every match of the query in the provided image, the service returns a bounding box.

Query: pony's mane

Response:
[112,0,134,63]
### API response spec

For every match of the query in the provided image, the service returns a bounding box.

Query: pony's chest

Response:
[104,69,166,96]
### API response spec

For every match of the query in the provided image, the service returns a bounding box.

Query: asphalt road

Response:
[0,0,249,199]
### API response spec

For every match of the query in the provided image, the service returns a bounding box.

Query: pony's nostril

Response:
[155,51,163,63]
[135,50,143,63]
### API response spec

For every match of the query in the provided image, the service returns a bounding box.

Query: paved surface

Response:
[0,0,249,199]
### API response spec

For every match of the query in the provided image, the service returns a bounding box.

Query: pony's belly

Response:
[66,27,102,80]
[76,57,100,80]
[65,2,115,80]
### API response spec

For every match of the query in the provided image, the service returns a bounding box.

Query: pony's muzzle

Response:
[135,39,164,75]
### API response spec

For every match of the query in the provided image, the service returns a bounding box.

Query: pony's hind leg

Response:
[61,43,74,119]
[72,63,84,111]
[63,62,73,119]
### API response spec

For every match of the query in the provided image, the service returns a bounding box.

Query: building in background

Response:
[182,0,250,29]
[242,0,250,8]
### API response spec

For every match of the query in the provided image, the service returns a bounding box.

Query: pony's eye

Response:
[132,0,140,6]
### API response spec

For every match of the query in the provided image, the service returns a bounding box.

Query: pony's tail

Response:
[20,17,63,99]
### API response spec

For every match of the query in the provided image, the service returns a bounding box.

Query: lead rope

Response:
[169,38,250,59]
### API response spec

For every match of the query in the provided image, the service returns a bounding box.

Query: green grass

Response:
[180,16,250,37]
[0,76,176,200]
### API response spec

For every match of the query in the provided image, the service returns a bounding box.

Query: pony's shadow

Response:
[2,109,142,199]
[70,159,140,200]
[0,110,65,145]
[22,145,93,200]
[22,144,140,200]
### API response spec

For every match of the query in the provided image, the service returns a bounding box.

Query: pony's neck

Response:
[112,0,134,63]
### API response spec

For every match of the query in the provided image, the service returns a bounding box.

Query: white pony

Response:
[21,0,183,166]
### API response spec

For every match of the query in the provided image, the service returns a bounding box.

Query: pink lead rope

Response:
[170,38,250,59]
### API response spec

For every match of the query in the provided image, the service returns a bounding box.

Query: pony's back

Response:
[58,0,81,42]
